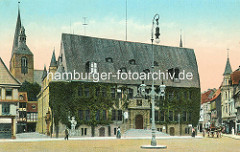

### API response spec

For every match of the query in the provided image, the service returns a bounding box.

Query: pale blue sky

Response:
[0,0,240,91]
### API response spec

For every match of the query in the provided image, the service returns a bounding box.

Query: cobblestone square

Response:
[0,137,239,152]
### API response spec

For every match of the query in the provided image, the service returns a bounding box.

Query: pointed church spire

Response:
[223,48,232,75]
[50,49,58,67]
[12,2,22,54]
[42,65,47,81]
[179,29,183,47]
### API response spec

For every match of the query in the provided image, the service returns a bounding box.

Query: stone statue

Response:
[69,116,77,135]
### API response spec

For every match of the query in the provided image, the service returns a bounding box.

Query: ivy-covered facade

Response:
[37,33,201,137]
[47,81,200,137]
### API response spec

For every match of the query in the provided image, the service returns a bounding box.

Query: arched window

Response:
[21,57,28,74]
[120,67,127,73]
[129,59,136,65]
[105,57,113,63]
[86,61,97,73]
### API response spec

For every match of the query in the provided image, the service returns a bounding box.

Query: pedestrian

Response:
[116,126,121,139]
[64,128,69,140]
[192,128,195,137]
[203,129,205,137]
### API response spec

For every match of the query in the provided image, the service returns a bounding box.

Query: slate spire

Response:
[12,2,22,55]
[42,65,47,81]
[50,49,58,67]
[223,49,232,75]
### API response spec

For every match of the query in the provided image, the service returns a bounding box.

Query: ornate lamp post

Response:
[140,14,167,149]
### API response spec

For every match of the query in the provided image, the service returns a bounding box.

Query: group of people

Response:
[63,126,122,140]
[202,126,224,138]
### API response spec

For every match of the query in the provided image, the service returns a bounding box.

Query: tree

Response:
[19,81,41,101]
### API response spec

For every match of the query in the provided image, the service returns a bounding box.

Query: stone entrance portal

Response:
[99,127,105,137]
[135,115,143,129]
[170,127,175,136]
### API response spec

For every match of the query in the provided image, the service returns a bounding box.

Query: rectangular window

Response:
[188,112,192,121]
[19,103,26,108]
[111,110,116,121]
[102,88,106,97]
[160,111,164,121]
[95,87,100,96]
[108,126,111,136]
[84,87,90,97]
[169,111,173,121]
[174,112,178,121]
[85,110,90,121]
[102,110,107,120]
[96,110,100,121]
[155,110,159,121]
[2,103,10,115]
[117,92,122,99]
[168,92,174,101]
[27,113,31,120]
[84,128,87,135]
[111,88,115,98]
[114,128,117,135]
[117,110,122,121]
[79,110,83,120]
[6,89,12,96]
[78,87,83,96]
[183,111,187,122]
[137,100,142,106]
[81,128,84,136]
[128,89,133,99]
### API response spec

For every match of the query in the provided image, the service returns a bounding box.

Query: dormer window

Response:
[129,59,136,65]
[154,61,159,66]
[19,95,24,100]
[86,61,97,73]
[143,69,150,74]
[120,67,127,73]
[105,57,113,63]
[21,57,28,74]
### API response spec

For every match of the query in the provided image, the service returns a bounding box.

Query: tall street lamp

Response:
[140,14,167,149]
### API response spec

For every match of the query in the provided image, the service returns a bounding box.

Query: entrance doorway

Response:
[170,127,175,136]
[99,127,105,137]
[135,115,143,129]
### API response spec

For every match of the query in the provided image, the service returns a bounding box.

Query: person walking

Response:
[64,128,69,140]
[116,126,121,139]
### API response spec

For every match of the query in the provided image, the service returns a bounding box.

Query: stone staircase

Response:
[16,132,49,139]
[123,129,169,137]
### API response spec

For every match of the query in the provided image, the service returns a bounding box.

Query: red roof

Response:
[209,88,221,102]
[201,89,215,104]
[231,68,240,85]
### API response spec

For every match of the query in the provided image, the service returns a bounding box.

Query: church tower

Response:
[10,5,34,83]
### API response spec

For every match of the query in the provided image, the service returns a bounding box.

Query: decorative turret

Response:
[223,49,232,76]
[50,50,58,67]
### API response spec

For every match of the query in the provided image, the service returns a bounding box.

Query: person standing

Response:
[116,126,121,139]
[65,128,69,140]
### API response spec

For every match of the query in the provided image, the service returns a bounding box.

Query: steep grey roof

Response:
[11,8,21,56]
[50,50,58,67]
[223,57,232,75]
[0,57,21,86]
[13,42,33,55]
[34,70,43,85]
[59,33,200,88]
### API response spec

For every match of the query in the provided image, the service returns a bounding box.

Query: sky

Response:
[0,0,240,92]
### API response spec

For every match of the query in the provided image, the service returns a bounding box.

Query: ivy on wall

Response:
[49,81,201,136]
[49,81,116,133]
[156,87,201,127]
